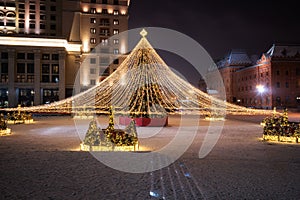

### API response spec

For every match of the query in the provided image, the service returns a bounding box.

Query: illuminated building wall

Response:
[208,45,300,109]
[0,0,130,107]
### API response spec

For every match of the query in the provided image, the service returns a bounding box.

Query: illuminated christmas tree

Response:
[5,29,274,117]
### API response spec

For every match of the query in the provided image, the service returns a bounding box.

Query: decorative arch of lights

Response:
[4,30,273,116]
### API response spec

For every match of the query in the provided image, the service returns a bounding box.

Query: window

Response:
[102,0,107,4]
[52,75,59,83]
[40,5,46,10]
[113,19,119,25]
[90,18,96,24]
[102,9,108,14]
[17,63,26,73]
[27,75,34,83]
[276,70,280,75]
[42,54,50,60]
[90,38,96,44]
[40,23,46,29]
[90,79,96,85]
[100,28,109,36]
[90,58,96,64]
[100,38,108,45]
[266,71,269,76]
[27,53,34,60]
[90,68,96,74]
[113,10,119,15]
[50,24,56,30]
[42,64,50,73]
[17,53,25,59]
[113,0,119,5]
[42,75,50,82]
[52,54,59,60]
[100,18,109,26]
[286,82,289,88]
[1,52,8,59]
[286,70,289,76]
[19,23,25,28]
[29,14,35,19]
[91,0,96,3]
[40,15,46,20]
[296,68,300,76]
[19,4,25,9]
[29,4,35,10]
[90,8,96,13]
[52,64,59,74]
[50,6,56,11]
[19,13,24,18]
[113,49,119,54]
[29,23,35,29]
[1,63,8,73]
[113,29,119,35]
[90,28,96,34]
[113,39,119,44]
[276,82,280,88]
[50,15,56,21]
[27,63,34,73]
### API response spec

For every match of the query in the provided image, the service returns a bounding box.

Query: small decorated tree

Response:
[261,108,300,142]
[0,113,7,130]
[83,119,101,146]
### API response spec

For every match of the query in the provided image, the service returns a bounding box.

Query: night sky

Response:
[129,0,300,59]
[128,0,300,86]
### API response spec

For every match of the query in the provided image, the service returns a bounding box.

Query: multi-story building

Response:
[0,0,130,107]
[206,44,300,109]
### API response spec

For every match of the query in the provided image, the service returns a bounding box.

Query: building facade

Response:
[0,0,130,107]
[206,45,300,109]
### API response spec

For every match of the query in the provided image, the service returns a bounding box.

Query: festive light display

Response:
[0,113,11,136]
[3,29,274,116]
[80,106,138,151]
[261,109,300,143]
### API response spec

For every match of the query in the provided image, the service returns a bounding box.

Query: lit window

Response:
[90,38,96,44]
[101,38,108,45]
[113,39,119,44]
[52,64,59,74]
[113,10,119,15]
[113,49,119,54]
[100,28,109,36]
[90,28,96,34]
[42,54,50,60]
[90,8,96,14]
[113,29,119,35]
[90,18,96,24]
[113,19,119,25]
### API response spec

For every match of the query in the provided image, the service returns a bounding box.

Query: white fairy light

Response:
[4,32,274,116]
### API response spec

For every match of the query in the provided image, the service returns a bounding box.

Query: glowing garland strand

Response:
[4,30,274,116]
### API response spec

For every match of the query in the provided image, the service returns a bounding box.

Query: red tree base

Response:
[119,116,168,127]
